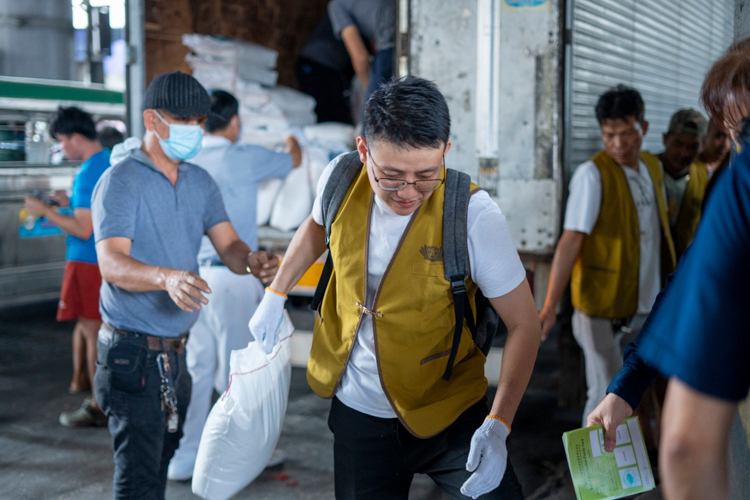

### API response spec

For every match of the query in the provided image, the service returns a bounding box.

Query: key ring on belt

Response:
[157,338,179,433]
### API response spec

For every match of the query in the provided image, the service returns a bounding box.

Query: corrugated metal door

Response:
[565,0,734,176]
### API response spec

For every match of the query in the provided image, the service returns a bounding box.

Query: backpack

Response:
[310,152,499,380]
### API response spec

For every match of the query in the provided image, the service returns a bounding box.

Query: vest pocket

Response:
[412,261,445,277]
[419,328,474,400]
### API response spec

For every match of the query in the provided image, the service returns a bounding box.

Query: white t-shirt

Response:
[563,160,662,314]
[663,171,690,228]
[311,155,527,418]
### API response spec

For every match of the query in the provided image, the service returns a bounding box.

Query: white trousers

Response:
[572,309,647,428]
[171,265,264,468]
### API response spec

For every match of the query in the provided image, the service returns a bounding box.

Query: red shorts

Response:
[56,261,102,322]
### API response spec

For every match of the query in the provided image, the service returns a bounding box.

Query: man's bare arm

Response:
[96,237,210,312]
[269,215,328,294]
[286,136,302,168]
[487,279,542,425]
[660,378,736,500]
[341,25,370,90]
[539,230,585,340]
[206,221,280,283]
[25,196,93,240]
[47,208,94,240]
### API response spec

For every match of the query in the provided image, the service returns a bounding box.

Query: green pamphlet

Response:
[562,416,655,500]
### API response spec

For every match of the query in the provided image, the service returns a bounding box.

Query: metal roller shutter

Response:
[565,0,734,176]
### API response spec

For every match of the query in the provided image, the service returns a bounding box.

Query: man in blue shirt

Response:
[168,89,301,480]
[91,72,280,499]
[24,106,111,427]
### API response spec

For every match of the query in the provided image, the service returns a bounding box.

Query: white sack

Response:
[182,34,238,63]
[256,178,284,226]
[237,64,279,87]
[192,313,293,500]
[185,56,237,92]
[265,86,317,117]
[269,153,313,232]
[235,39,278,70]
[303,122,357,150]
[182,34,278,70]
[307,146,333,199]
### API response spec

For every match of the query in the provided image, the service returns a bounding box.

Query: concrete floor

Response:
[0,302,581,500]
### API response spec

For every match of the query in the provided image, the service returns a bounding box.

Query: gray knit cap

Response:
[143,71,211,118]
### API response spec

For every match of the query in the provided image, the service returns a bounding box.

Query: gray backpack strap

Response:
[441,169,472,380]
[311,151,364,312]
[320,151,363,244]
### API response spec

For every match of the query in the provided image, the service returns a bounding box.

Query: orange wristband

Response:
[486,415,511,433]
[266,287,288,299]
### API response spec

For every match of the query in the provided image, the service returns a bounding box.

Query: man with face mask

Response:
[539,85,676,427]
[90,72,280,499]
[167,89,301,481]
[248,77,541,499]
[659,109,708,260]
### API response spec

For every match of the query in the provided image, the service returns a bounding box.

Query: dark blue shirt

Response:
[66,148,110,263]
[607,273,674,409]
[91,149,229,337]
[636,146,750,401]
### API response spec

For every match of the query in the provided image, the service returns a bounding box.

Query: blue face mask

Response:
[154,111,204,161]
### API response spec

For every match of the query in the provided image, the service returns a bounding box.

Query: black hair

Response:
[364,76,450,149]
[49,106,97,141]
[595,85,645,125]
[97,126,125,150]
[205,89,239,133]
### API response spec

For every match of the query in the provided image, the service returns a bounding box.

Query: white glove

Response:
[460,417,511,499]
[248,288,287,354]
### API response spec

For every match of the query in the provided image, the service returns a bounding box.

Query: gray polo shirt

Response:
[328,0,395,51]
[92,149,229,337]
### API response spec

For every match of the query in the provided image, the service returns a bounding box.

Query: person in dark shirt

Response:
[296,15,355,124]
[586,38,750,500]
[327,0,396,120]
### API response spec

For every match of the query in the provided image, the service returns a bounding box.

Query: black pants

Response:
[328,397,525,500]
[296,57,354,124]
[94,328,191,500]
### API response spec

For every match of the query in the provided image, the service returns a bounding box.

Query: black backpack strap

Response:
[441,169,472,381]
[310,151,364,312]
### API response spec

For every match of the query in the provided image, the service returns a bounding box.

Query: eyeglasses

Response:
[368,152,445,192]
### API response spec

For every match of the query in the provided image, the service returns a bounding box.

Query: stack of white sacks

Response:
[183,34,356,232]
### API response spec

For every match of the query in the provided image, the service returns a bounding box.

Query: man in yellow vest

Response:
[659,109,709,260]
[249,77,541,499]
[539,85,676,427]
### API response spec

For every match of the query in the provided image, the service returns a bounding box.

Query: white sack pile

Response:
[183,34,357,233]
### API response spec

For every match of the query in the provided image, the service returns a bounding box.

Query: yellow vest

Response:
[672,160,709,260]
[570,151,676,318]
[307,166,488,438]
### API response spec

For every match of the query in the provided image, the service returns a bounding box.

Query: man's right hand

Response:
[249,288,287,354]
[163,269,211,312]
[587,393,634,452]
[286,136,302,168]
[50,190,70,207]
[539,306,556,341]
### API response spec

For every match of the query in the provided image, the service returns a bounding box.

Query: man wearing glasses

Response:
[249,77,541,499]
